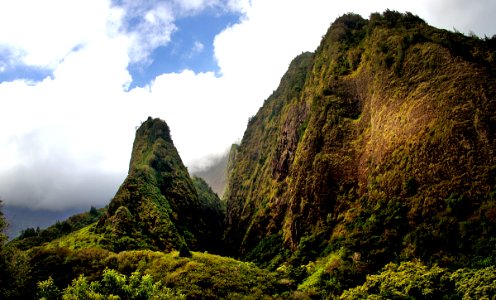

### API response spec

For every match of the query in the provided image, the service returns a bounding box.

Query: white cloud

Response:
[0,0,495,210]
[172,0,243,15]
[123,2,177,63]
[192,41,205,54]
[174,0,216,13]
[420,0,496,36]
[0,0,119,68]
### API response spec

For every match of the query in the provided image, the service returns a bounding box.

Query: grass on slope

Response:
[28,246,291,299]
[44,223,106,250]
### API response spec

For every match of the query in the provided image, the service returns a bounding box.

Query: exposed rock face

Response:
[224,12,496,269]
[97,117,224,253]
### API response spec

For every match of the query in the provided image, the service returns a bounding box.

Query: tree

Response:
[89,206,98,216]
[37,277,60,300]
[0,199,6,244]
[0,199,31,299]
[451,266,496,299]
[19,227,38,239]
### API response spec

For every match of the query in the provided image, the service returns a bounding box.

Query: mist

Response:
[0,129,126,211]
[0,165,124,211]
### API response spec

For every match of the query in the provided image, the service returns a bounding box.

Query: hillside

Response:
[10,117,225,254]
[9,206,104,250]
[224,11,496,292]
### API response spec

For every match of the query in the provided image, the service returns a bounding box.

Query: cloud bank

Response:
[0,0,495,210]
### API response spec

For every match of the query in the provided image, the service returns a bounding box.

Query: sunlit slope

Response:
[224,11,496,272]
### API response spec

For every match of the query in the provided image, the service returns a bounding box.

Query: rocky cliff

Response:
[224,12,496,271]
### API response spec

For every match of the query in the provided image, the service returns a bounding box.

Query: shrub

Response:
[46,268,186,300]
[340,260,452,299]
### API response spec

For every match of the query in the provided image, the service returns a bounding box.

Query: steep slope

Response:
[225,10,496,274]
[225,51,314,257]
[97,117,224,253]
[192,176,225,249]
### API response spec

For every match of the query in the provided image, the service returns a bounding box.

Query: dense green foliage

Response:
[340,261,496,299]
[18,247,287,299]
[0,200,31,299]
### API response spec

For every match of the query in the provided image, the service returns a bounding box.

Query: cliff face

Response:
[224,51,314,256]
[97,117,224,253]
[224,12,496,268]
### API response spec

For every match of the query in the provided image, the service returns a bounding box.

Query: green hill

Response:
[9,206,104,250]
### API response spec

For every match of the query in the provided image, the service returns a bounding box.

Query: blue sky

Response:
[0,0,495,211]
[0,6,239,87]
[0,64,52,83]
[129,11,240,87]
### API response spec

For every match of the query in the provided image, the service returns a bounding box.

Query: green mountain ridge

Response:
[96,116,225,253]
[224,12,496,271]
[1,11,496,299]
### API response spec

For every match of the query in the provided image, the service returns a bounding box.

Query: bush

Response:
[45,268,186,300]
[451,266,496,299]
[339,260,452,299]
[37,277,60,300]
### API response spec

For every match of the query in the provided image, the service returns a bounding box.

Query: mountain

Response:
[2,205,81,239]
[96,117,224,253]
[224,10,496,278]
[192,150,230,198]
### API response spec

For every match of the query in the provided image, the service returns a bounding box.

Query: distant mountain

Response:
[224,11,496,286]
[192,150,230,198]
[3,205,80,239]
[9,206,105,250]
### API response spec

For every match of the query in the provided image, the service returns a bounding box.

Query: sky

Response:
[0,0,495,211]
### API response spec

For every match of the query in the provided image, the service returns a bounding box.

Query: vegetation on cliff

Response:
[224,10,496,297]
[95,117,225,254]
